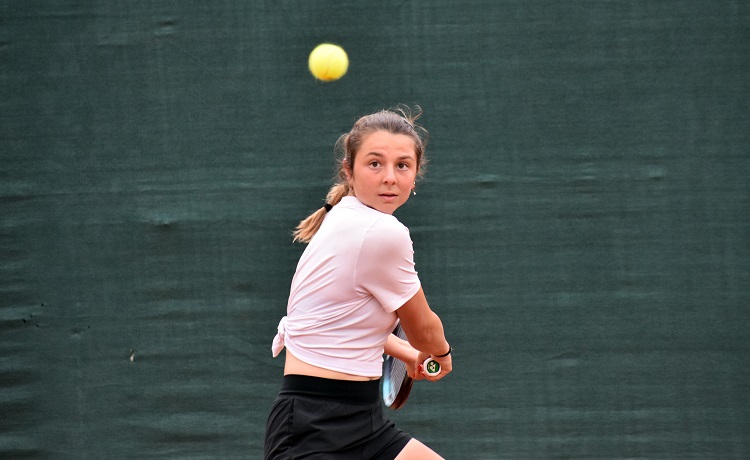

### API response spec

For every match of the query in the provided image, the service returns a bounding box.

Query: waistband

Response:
[280,374,380,404]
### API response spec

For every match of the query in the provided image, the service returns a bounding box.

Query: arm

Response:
[383,331,419,363]
[396,287,452,378]
[383,331,432,381]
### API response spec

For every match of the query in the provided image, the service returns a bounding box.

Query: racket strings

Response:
[388,360,407,398]
[383,324,411,408]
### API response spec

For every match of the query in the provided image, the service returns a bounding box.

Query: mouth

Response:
[379,193,398,203]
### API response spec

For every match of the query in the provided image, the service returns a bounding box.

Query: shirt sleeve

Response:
[356,217,421,312]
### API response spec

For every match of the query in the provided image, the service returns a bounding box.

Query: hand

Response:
[405,350,426,381]
[387,332,452,381]
[422,352,452,382]
[407,351,451,382]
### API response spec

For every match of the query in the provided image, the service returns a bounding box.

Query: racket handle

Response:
[422,358,441,377]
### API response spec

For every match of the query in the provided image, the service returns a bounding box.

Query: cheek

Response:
[402,170,417,183]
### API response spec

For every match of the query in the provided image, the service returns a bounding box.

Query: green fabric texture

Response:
[2,1,748,458]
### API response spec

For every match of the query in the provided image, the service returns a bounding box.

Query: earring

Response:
[412,182,416,196]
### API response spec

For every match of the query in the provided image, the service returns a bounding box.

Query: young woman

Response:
[265,107,452,459]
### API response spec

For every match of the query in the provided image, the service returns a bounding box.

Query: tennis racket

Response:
[382,324,441,410]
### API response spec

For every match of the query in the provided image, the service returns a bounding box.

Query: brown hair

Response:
[292,105,428,243]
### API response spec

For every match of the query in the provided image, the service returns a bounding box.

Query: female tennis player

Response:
[264,107,453,459]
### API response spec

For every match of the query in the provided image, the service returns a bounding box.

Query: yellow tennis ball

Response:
[308,43,348,82]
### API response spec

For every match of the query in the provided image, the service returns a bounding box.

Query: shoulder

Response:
[368,214,410,238]
[361,214,413,256]
[337,197,412,240]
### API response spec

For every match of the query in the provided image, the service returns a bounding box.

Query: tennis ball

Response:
[308,43,348,82]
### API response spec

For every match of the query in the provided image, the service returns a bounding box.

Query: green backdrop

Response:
[2,1,748,458]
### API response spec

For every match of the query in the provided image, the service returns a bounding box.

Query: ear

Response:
[342,160,353,184]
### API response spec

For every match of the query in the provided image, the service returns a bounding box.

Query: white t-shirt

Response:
[272,196,421,377]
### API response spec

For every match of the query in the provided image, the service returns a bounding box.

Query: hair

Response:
[292,105,429,243]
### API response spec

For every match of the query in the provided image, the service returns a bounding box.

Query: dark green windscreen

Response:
[2,1,748,458]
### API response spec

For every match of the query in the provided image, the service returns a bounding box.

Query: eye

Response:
[369,160,381,168]
[397,162,410,170]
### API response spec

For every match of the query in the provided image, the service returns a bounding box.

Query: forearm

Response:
[396,288,451,357]
[384,332,419,363]
[404,310,450,356]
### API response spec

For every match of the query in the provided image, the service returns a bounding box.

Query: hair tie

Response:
[324,203,333,212]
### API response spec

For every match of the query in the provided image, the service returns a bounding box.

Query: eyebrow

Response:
[362,151,416,161]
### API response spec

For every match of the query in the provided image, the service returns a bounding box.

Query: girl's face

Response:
[347,130,418,215]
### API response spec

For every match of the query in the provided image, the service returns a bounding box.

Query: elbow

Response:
[405,312,444,352]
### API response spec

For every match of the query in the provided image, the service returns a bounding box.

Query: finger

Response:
[422,372,442,382]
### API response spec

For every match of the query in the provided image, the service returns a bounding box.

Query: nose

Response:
[383,166,396,184]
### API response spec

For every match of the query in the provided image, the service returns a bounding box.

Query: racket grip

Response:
[422,358,441,377]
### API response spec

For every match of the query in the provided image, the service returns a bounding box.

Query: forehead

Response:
[358,131,417,158]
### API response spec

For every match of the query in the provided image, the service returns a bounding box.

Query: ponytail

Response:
[292,182,349,243]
